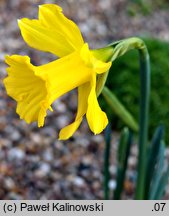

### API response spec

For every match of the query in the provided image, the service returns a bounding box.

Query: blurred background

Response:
[0,0,169,199]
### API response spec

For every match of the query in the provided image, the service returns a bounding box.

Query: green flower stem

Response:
[136,47,150,199]
[113,38,150,199]
[96,37,150,199]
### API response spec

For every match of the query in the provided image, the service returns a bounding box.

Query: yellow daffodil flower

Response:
[4,4,112,140]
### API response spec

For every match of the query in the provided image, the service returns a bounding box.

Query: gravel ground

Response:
[0,0,169,199]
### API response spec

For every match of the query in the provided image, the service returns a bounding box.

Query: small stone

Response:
[30,133,42,144]
[79,23,90,34]
[8,148,25,161]
[35,163,51,178]
[56,115,69,129]
[109,165,117,175]
[54,100,66,113]
[91,135,104,143]
[109,180,117,190]
[73,176,85,187]
[4,177,15,190]
[98,0,111,10]
[42,149,53,162]
[76,137,89,147]
[8,192,23,200]
[0,138,11,148]
[96,23,107,36]
[128,156,137,168]
[10,130,21,141]
[124,180,134,195]
[82,156,92,166]
[4,126,21,141]
[131,145,138,157]
[41,127,55,137]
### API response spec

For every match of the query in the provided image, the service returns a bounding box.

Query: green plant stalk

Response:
[136,47,150,199]
[95,37,150,199]
[111,38,150,199]
[104,124,111,200]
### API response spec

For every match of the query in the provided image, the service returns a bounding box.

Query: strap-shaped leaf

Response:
[153,164,169,199]
[149,141,165,199]
[102,86,138,132]
[103,124,112,200]
[145,125,164,198]
[114,128,132,199]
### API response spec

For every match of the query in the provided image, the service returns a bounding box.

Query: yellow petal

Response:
[93,58,112,74]
[86,74,108,134]
[59,117,83,140]
[39,4,84,49]
[18,4,84,57]
[59,82,91,140]
[4,55,50,126]
[80,43,112,74]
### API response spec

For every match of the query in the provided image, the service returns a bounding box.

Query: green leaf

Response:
[102,86,138,132]
[114,128,132,199]
[104,124,112,200]
[118,128,130,165]
[154,164,169,199]
[145,125,164,198]
[149,141,165,199]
